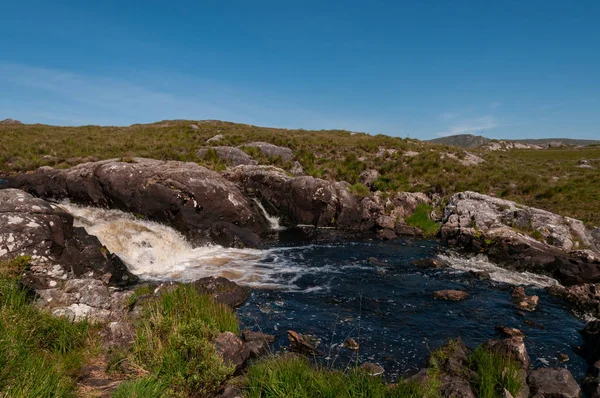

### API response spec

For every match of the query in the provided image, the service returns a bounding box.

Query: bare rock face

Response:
[528,368,581,398]
[486,336,530,368]
[359,169,380,188]
[9,158,271,248]
[441,191,600,285]
[224,165,366,230]
[197,146,258,166]
[244,142,294,162]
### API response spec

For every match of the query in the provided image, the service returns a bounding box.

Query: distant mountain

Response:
[429,134,491,148]
[429,134,600,148]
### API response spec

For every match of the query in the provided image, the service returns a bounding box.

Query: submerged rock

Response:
[512,286,539,311]
[432,289,469,301]
[527,368,581,398]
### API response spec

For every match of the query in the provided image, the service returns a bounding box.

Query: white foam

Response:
[437,252,560,288]
[58,203,293,288]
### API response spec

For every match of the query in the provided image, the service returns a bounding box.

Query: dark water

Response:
[238,238,588,382]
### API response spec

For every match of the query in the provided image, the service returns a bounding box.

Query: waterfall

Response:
[253,198,285,231]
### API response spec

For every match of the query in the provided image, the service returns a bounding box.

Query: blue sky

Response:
[1,0,599,139]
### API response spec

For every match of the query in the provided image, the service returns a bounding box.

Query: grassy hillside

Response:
[1,120,599,226]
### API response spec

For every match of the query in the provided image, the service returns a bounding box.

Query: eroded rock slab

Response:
[9,158,271,248]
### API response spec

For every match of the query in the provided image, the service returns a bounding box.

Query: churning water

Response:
[59,203,588,382]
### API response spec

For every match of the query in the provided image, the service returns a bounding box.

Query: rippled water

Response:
[60,203,588,382]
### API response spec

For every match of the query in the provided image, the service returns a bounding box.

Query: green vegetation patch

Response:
[243,355,440,398]
[0,257,93,398]
[121,284,240,397]
[405,203,440,237]
[468,346,522,398]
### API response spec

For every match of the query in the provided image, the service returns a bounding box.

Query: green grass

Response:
[124,284,240,397]
[112,376,167,398]
[405,203,441,237]
[468,346,522,398]
[0,257,93,398]
[1,120,599,226]
[243,355,441,398]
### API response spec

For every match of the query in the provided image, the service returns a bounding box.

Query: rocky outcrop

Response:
[8,158,271,248]
[244,142,294,162]
[528,368,581,398]
[225,165,367,229]
[197,147,258,166]
[441,191,600,285]
[213,332,251,372]
[0,189,136,286]
[547,283,600,318]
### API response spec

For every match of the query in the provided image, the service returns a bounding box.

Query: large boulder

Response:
[441,191,600,285]
[192,276,249,308]
[197,146,257,166]
[0,189,136,286]
[243,142,294,162]
[527,368,581,398]
[224,165,367,229]
[8,158,271,248]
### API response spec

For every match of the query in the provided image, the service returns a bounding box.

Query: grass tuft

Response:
[468,346,522,398]
[405,203,440,237]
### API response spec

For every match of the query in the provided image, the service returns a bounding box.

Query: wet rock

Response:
[548,283,600,319]
[242,330,275,343]
[10,158,271,248]
[0,189,137,287]
[486,336,530,368]
[213,332,250,371]
[413,257,450,269]
[287,330,322,356]
[244,142,294,162]
[376,228,397,240]
[580,321,600,365]
[368,257,388,267]
[359,169,380,188]
[224,165,365,230]
[359,362,384,376]
[527,368,581,398]
[558,353,569,363]
[495,326,525,338]
[433,340,476,398]
[512,287,539,311]
[192,276,249,308]
[441,191,600,286]
[197,146,258,166]
[343,338,359,350]
[432,289,469,301]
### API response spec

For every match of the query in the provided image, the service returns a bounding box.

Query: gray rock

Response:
[359,362,384,376]
[0,118,22,124]
[244,142,294,162]
[10,159,271,248]
[359,169,380,187]
[441,191,600,286]
[290,161,304,176]
[192,276,249,308]
[528,368,581,398]
[213,332,250,371]
[206,134,223,143]
[197,146,257,166]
